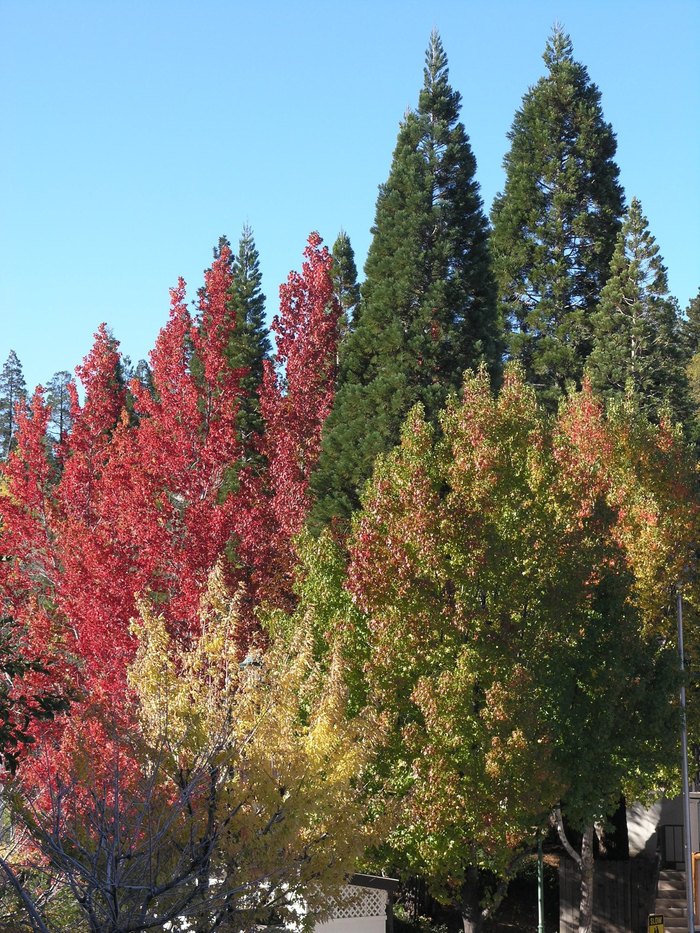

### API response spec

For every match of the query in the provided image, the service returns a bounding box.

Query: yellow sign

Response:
[648,915,664,933]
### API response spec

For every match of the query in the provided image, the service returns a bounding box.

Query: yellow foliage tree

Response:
[1,567,385,933]
[129,567,385,920]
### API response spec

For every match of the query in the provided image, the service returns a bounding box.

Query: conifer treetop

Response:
[331,230,360,323]
[0,350,27,459]
[491,26,624,410]
[311,30,499,528]
[543,23,574,68]
[420,29,460,121]
[587,196,689,423]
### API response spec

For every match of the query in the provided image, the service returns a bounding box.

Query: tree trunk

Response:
[607,794,629,859]
[579,823,595,933]
[461,903,483,933]
[460,866,483,933]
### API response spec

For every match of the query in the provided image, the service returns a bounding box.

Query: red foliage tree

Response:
[0,234,341,791]
[0,247,250,774]
[99,253,247,650]
[0,330,128,792]
[255,233,340,605]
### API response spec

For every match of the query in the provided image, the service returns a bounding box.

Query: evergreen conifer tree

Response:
[683,291,700,424]
[587,198,690,424]
[0,350,27,459]
[331,230,360,332]
[198,229,269,481]
[491,26,625,409]
[682,288,700,358]
[133,359,154,396]
[311,30,499,527]
[46,370,74,445]
[227,226,270,471]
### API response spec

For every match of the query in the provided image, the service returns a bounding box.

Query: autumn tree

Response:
[255,232,340,606]
[548,381,698,932]
[0,324,126,693]
[0,248,253,788]
[0,327,129,804]
[0,621,70,776]
[0,228,344,733]
[344,368,693,933]
[49,325,131,691]
[587,197,690,423]
[1,570,383,933]
[0,350,27,459]
[0,389,61,666]
[73,245,258,670]
[491,26,625,409]
[311,30,499,528]
[0,233,381,928]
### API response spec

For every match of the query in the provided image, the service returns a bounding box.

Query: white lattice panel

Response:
[325,884,386,919]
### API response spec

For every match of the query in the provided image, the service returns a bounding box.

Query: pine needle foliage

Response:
[311,30,500,529]
[587,197,690,424]
[0,351,27,460]
[491,26,625,410]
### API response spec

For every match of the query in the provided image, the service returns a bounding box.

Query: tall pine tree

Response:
[331,230,360,334]
[227,226,270,472]
[311,31,499,527]
[199,228,269,483]
[587,198,690,424]
[683,290,700,421]
[0,350,27,459]
[46,370,74,445]
[682,288,700,358]
[491,26,625,409]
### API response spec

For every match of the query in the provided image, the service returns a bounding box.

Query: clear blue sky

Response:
[2,0,699,393]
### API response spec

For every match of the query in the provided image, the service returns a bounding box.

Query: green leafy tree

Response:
[587,198,690,423]
[343,368,694,933]
[491,26,625,409]
[311,30,500,528]
[0,351,27,459]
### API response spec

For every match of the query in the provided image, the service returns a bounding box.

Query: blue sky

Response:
[2,0,699,393]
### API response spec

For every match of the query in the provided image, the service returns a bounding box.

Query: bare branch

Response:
[0,854,53,933]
